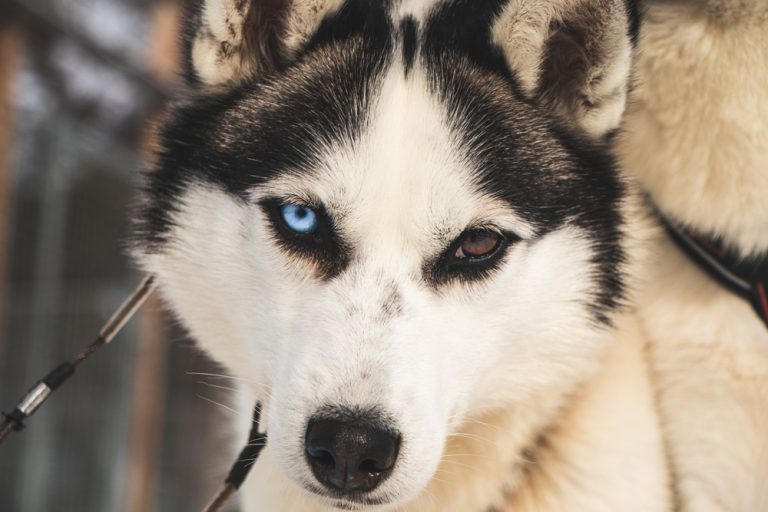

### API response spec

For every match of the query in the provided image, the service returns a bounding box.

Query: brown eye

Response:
[455,230,503,259]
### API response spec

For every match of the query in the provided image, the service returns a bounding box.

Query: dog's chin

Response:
[301,482,405,512]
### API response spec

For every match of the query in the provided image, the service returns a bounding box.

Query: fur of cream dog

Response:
[618,2,768,510]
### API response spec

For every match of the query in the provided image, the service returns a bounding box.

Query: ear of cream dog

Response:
[618,2,768,510]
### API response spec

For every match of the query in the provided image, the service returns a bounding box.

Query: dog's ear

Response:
[493,0,637,137]
[184,0,344,88]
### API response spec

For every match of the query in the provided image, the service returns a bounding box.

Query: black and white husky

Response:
[132,0,768,510]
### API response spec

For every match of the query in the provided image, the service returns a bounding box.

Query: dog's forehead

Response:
[144,0,624,254]
[264,64,533,248]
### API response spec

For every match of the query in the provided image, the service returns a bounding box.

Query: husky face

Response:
[134,0,636,509]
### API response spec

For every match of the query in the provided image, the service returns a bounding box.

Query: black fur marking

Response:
[625,0,641,46]
[422,0,518,88]
[399,16,418,75]
[303,0,393,55]
[549,128,627,323]
[135,86,252,248]
[180,1,206,86]
[421,3,627,321]
[136,18,394,253]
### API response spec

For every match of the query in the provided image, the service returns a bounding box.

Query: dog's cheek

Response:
[425,227,613,416]
[136,184,288,381]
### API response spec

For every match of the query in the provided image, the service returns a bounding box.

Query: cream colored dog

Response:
[619,1,768,510]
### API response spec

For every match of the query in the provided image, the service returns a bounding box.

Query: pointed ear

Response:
[493,0,637,138]
[184,0,344,88]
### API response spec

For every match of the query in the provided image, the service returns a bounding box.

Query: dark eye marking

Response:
[260,197,349,280]
[427,227,520,285]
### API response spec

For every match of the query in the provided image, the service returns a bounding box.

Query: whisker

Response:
[186,371,258,383]
[445,432,494,445]
[457,418,503,432]
[196,380,240,392]
[196,394,241,417]
[438,458,477,471]
[426,474,451,485]
[441,452,494,460]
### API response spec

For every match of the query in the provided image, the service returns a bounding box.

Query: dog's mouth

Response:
[303,481,396,510]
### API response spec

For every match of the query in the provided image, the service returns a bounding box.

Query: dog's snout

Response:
[305,415,400,494]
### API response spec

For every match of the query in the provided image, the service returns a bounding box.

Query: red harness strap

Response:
[661,215,768,329]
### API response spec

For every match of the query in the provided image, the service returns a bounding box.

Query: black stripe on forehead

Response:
[305,0,393,53]
[625,0,640,45]
[423,0,514,83]
[136,2,395,250]
[400,16,419,75]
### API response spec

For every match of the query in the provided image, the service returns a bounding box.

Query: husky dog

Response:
[132,0,764,510]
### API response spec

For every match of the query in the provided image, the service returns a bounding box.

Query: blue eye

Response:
[281,204,319,234]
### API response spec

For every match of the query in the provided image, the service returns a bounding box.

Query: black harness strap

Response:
[203,404,267,512]
[661,215,768,329]
[226,404,267,489]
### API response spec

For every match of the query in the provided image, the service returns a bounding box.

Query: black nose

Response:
[305,416,400,494]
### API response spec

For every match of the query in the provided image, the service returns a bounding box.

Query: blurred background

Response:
[0,0,239,510]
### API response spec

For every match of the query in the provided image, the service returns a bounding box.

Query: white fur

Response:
[239,316,670,512]
[391,0,440,22]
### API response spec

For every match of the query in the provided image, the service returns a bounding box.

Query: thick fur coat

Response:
[619,1,768,509]
[132,0,768,510]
